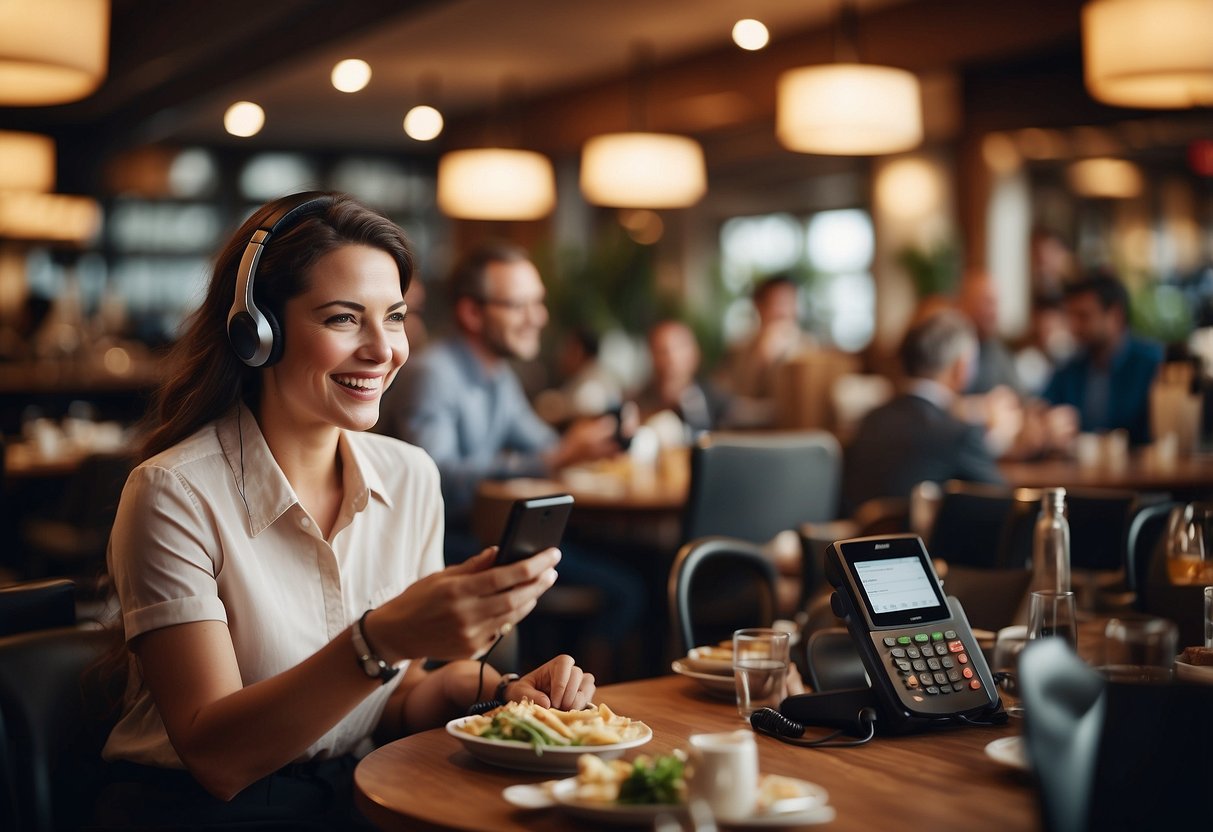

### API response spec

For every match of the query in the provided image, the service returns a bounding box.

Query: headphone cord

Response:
[466,634,506,716]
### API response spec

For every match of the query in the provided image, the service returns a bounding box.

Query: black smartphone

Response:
[608,401,638,451]
[495,494,575,565]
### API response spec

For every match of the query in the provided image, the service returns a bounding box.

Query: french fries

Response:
[457,699,646,748]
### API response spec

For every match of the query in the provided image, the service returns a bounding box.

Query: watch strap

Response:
[352,609,400,685]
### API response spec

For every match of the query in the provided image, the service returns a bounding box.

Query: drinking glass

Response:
[1166,503,1213,586]
[1027,590,1078,651]
[732,628,789,721]
[1102,617,1178,683]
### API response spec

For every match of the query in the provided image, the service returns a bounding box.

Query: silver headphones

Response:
[226,192,334,367]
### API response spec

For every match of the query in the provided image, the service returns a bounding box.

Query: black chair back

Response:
[0,625,122,832]
[668,536,779,655]
[926,481,1040,569]
[1126,500,1179,599]
[682,431,841,545]
[1065,488,1158,573]
[0,579,76,637]
[1021,638,1212,832]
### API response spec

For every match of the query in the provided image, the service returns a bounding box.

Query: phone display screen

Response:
[840,537,950,627]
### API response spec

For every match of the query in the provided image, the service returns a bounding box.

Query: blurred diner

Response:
[634,318,734,438]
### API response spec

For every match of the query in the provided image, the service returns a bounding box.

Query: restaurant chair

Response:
[798,496,911,612]
[1020,638,1210,832]
[0,625,122,832]
[1125,500,1178,599]
[0,578,75,637]
[682,431,841,545]
[926,481,1040,569]
[20,452,133,594]
[804,628,869,692]
[668,536,778,655]
[1133,501,1206,646]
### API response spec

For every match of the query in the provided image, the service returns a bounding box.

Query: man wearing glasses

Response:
[377,241,642,674]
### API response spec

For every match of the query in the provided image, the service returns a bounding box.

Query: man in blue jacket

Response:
[1042,273,1162,445]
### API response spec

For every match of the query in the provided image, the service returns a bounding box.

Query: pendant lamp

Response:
[0,0,109,105]
[0,131,55,192]
[0,192,101,243]
[436,148,555,221]
[1083,0,1213,108]
[776,1,921,156]
[579,44,706,209]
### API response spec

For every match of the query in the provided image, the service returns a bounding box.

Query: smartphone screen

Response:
[496,494,574,564]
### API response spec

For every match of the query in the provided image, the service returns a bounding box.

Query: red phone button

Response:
[962,667,974,679]
[948,640,964,653]
[969,679,982,690]
[957,653,969,664]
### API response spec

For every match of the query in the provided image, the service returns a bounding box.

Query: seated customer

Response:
[843,309,1005,513]
[97,193,594,828]
[635,318,732,438]
[1042,272,1163,445]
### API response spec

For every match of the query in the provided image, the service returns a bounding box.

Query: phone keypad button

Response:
[890,648,907,658]
[962,667,974,679]
[913,633,930,643]
[906,647,921,659]
[969,679,982,690]
[897,636,912,645]
[957,653,969,664]
[947,668,962,682]
[905,674,920,688]
[925,685,940,695]
[911,659,927,672]
[883,636,898,647]
[895,660,912,672]
[933,672,949,686]
[947,640,965,653]
[931,631,944,642]
[953,682,966,693]
[918,644,935,657]
[941,656,955,669]
[945,630,958,639]
[926,658,941,671]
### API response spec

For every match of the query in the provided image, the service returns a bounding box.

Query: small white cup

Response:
[687,730,759,820]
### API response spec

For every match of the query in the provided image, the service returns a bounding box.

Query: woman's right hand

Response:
[366,546,560,662]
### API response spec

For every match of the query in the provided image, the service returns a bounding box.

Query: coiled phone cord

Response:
[749,707,879,747]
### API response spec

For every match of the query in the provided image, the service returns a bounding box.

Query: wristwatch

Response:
[351,609,400,685]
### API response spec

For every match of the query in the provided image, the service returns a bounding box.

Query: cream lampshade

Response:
[0,0,109,105]
[1066,158,1144,199]
[579,132,706,208]
[436,148,556,221]
[0,131,55,192]
[0,192,102,243]
[776,63,922,156]
[1083,0,1213,108]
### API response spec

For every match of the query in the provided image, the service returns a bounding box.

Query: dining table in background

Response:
[999,449,1213,499]
[354,674,1035,832]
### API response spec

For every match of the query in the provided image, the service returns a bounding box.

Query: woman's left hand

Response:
[505,654,595,710]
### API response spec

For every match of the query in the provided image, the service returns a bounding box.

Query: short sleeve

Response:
[107,464,229,641]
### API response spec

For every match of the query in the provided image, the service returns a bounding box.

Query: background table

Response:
[355,675,1034,831]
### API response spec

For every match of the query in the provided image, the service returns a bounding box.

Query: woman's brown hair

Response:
[138,191,414,460]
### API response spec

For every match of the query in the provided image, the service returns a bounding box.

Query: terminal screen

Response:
[853,556,938,614]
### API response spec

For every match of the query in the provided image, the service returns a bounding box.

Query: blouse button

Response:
[300,517,312,529]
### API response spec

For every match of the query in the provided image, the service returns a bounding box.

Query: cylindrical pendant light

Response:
[580,132,706,208]
[0,131,55,192]
[0,0,110,105]
[436,148,556,221]
[1083,0,1213,108]
[1066,158,1144,199]
[777,63,922,155]
[0,192,102,243]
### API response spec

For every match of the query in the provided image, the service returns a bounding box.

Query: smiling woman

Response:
[93,192,597,828]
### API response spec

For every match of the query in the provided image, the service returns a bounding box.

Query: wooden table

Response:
[999,451,1213,497]
[355,674,1033,831]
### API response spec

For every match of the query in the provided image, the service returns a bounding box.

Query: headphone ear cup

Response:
[261,306,284,367]
[228,310,262,366]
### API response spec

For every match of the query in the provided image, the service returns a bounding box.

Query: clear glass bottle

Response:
[1032,487,1071,594]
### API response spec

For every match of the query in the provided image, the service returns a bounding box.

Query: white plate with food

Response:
[550,770,833,829]
[682,644,735,675]
[447,701,651,773]
[671,659,736,700]
[984,736,1029,772]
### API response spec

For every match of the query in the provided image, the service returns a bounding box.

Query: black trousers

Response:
[92,755,377,831]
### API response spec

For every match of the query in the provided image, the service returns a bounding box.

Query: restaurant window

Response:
[719,208,875,352]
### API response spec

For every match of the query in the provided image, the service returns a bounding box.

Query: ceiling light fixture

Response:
[224,102,266,138]
[0,131,55,192]
[732,19,770,51]
[1066,157,1144,199]
[0,0,109,106]
[404,105,444,141]
[436,148,555,220]
[1083,0,1213,108]
[579,44,706,209]
[331,59,371,93]
[776,0,921,155]
[0,192,102,243]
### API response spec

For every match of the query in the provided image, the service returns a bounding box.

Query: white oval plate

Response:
[671,659,736,700]
[445,716,652,774]
[1174,659,1213,685]
[984,735,1029,772]
[549,775,834,828]
[683,646,734,675]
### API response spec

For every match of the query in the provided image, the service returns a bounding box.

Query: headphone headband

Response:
[226,192,335,367]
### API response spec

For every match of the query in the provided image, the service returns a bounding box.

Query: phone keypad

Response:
[883,630,981,696]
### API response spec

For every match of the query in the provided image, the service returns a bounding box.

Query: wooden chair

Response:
[668,536,779,655]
